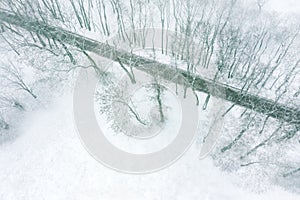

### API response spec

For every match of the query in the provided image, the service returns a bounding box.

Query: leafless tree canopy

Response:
[0,0,299,192]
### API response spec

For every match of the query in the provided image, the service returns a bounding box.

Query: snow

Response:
[0,92,299,200]
[0,0,299,198]
[265,0,300,14]
[95,83,182,154]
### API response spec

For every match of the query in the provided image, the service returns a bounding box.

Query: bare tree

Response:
[96,77,147,126]
[0,95,24,111]
[0,0,299,186]
[0,114,9,130]
[256,0,267,12]
[0,62,37,99]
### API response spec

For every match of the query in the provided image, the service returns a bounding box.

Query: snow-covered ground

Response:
[0,0,299,199]
[264,0,300,14]
[0,92,299,200]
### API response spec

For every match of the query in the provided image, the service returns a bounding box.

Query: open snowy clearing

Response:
[0,0,299,199]
[0,92,299,200]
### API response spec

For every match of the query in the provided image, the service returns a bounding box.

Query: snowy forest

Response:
[0,0,299,199]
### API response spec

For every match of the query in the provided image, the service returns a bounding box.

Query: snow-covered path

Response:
[0,93,299,200]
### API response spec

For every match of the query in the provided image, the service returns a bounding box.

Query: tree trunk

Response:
[0,9,299,125]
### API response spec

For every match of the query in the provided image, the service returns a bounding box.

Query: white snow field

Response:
[0,0,299,199]
[0,92,299,200]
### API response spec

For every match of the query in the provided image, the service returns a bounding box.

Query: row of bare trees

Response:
[0,0,299,186]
